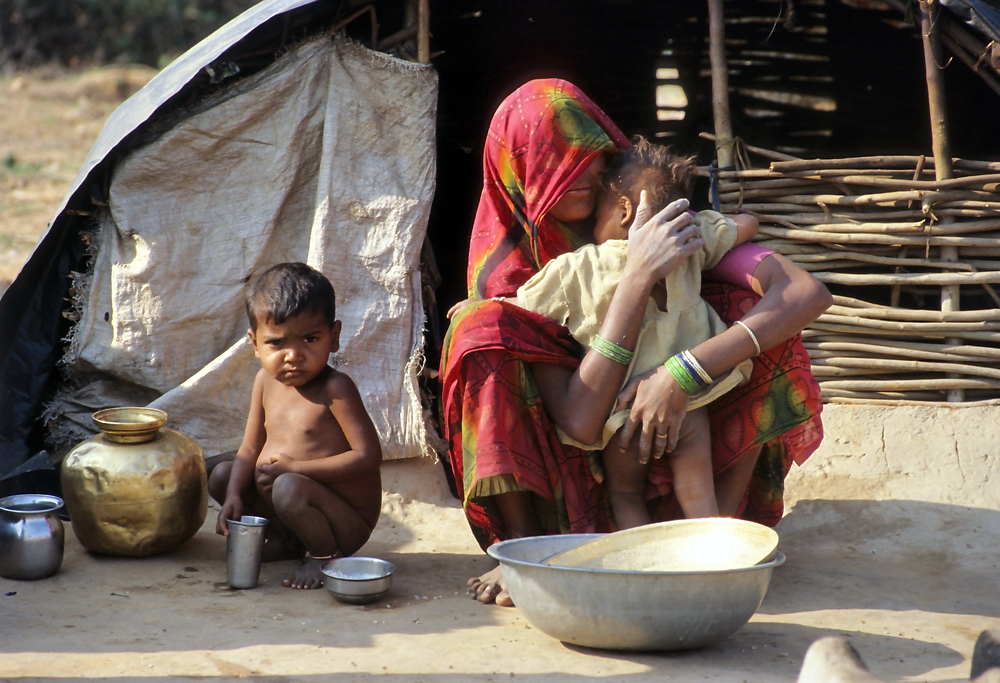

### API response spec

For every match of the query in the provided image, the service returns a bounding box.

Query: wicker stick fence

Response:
[702,150,1000,406]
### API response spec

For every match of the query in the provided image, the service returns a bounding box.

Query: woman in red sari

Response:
[439,79,830,605]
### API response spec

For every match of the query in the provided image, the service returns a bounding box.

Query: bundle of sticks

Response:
[700,143,1000,406]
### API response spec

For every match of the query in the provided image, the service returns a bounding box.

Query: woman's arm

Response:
[616,251,832,460]
[732,214,759,246]
[532,194,705,446]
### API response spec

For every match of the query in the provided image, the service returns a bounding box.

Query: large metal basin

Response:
[488,534,784,651]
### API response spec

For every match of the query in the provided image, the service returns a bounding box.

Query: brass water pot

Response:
[61,408,208,557]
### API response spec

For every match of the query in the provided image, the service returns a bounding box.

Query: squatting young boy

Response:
[514,137,758,529]
[210,262,383,590]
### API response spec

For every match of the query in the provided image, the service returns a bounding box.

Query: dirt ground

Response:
[1,69,998,682]
[0,66,157,291]
[1,455,998,682]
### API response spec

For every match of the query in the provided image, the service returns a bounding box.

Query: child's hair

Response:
[603,135,698,213]
[246,262,336,330]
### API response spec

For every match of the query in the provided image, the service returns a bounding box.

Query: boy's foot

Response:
[262,530,305,562]
[282,557,327,589]
[467,565,513,606]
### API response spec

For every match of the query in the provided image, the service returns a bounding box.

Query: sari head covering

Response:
[468,79,629,299]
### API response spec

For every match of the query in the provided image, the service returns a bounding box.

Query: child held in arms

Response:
[513,136,759,529]
[211,262,383,589]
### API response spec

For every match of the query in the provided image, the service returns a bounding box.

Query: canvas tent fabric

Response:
[0,0,344,475]
[46,35,440,462]
[942,0,1000,42]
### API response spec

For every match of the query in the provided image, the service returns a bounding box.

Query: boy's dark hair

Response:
[603,135,698,213]
[246,262,336,330]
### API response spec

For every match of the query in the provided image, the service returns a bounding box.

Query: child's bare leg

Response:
[714,444,762,517]
[666,407,719,519]
[467,491,540,606]
[209,461,303,561]
[603,431,653,530]
[270,473,376,590]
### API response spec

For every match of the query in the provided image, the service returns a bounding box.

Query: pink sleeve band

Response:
[705,242,774,289]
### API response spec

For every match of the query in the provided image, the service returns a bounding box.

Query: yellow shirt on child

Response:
[516,209,754,450]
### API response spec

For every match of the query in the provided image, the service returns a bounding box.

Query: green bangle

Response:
[592,334,634,366]
[665,354,700,395]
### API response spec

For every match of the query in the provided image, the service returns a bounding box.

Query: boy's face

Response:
[592,190,632,245]
[248,309,341,387]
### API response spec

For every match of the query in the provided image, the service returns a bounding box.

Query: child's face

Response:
[592,189,632,245]
[248,309,341,387]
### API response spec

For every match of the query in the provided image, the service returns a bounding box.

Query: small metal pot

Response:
[321,557,395,604]
[0,494,65,580]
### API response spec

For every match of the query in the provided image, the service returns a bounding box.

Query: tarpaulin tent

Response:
[0,0,441,480]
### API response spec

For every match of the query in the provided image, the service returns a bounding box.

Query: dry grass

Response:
[0,65,157,289]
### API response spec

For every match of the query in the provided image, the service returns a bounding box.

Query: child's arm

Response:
[216,370,268,535]
[258,372,382,485]
[732,214,759,246]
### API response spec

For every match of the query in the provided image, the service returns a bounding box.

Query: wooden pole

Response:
[418,0,430,64]
[919,0,963,401]
[707,0,734,168]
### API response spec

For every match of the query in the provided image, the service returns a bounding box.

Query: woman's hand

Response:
[615,365,691,465]
[622,192,704,287]
[447,298,474,319]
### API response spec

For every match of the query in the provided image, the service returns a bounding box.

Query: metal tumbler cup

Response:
[226,515,268,589]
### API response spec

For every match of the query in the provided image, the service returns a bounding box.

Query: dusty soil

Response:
[1,455,998,682]
[0,66,156,290]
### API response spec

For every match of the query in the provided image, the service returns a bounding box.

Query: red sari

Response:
[440,79,822,550]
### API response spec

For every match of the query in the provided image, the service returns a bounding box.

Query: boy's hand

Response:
[216,497,243,536]
[256,453,296,491]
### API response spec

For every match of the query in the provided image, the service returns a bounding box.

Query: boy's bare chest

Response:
[260,385,340,442]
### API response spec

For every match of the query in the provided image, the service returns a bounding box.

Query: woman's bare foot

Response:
[282,558,327,589]
[467,565,513,606]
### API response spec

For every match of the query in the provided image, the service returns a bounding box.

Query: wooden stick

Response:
[707,0,734,169]
[818,312,1000,332]
[825,303,1000,323]
[417,0,430,63]
[813,272,1000,287]
[768,156,1000,173]
[805,344,1000,365]
[781,219,1000,235]
[771,156,936,172]
[800,332,1000,358]
[921,0,964,402]
[718,186,845,202]
[758,225,1000,247]
[698,132,799,162]
[819,378,1000,390]
[788,251,977,271]
[750,210,933,223]
[806,321,1000,342]
[810,356,1000,380]
[823,393,1000,406]
[833,174,1000,190]
[718,178,822,193]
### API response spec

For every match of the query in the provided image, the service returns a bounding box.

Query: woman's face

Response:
[547,154,607,228]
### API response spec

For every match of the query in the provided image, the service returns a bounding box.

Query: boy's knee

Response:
[270,473,307,511]
[207,461,233,502]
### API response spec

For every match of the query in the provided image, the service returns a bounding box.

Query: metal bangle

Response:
[681,350,713,385]
[665,355,700,395]
[734,320,761,357]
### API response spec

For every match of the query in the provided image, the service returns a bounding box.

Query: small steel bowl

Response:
[321,557,395,604]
